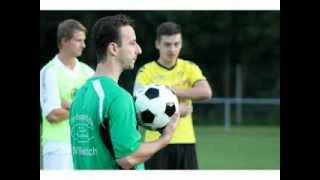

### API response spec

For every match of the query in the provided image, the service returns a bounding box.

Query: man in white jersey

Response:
[40,19,94,169]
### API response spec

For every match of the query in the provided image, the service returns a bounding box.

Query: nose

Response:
[82,41,86,49]
[136,44,142,55]
[169,46,176,53]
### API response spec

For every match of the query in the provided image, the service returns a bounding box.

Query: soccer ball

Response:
[134,84,179,131]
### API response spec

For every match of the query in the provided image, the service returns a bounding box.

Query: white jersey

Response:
[40,55,94,117]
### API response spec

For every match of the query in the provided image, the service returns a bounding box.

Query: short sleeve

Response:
[40,67,61,116]
[108,93,142,159]
[188,62,206,87]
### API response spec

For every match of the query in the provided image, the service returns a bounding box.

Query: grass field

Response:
[40,125,280,170]
[195,125,280,169]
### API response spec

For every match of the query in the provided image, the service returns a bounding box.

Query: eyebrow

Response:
[164,41,179,44]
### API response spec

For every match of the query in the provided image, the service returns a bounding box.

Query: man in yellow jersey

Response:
[40,19,94,169]
[134,21,213,169]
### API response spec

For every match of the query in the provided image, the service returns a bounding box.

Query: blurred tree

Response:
[40,11,280,98]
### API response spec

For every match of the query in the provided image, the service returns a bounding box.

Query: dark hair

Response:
[91,14,134,63]
[156,21,181,41]
[56,19,87,48]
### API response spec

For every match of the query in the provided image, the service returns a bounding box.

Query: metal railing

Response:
[194,98,280,131]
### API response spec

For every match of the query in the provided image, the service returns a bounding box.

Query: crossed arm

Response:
[46,100,71,123]
[172,80,213,117]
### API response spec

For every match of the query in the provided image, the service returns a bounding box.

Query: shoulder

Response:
[40,60,57,79]
[177,58,201,71]
[178,58,198,67]
[40,61,60,91]
[137,61,157,73]
[40,56,65,74]
[78,62,95,74]
[78,61,93,70]
[96,77,130,98]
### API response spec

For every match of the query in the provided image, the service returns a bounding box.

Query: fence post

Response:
[235,64,243,126]
[224,99,231,132]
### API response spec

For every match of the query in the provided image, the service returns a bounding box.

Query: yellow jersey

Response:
[134,59,206,144]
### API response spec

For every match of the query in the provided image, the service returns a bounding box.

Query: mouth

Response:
[168,55,176,59]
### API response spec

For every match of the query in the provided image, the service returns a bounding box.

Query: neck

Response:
[57,52,76,70]
[95,57,123,83]
[157,57,177,69]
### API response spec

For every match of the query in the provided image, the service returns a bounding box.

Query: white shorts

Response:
[42,141,73,170]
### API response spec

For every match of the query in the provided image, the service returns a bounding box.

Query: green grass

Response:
[40,125,280,170]
[195,125,280,169]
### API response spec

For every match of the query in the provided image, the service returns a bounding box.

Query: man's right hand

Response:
[117,112,180,169]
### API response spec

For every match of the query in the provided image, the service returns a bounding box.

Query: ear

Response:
[61,38,68,47]
[107,42,119,56]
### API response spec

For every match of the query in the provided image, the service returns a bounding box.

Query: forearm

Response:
[46,108,69,123]
[117,135,170,169]
[175,86,212,101]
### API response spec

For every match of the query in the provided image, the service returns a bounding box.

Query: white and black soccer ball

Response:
[134,84,179,131]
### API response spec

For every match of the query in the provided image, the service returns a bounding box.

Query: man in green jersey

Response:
[69,14,180,170]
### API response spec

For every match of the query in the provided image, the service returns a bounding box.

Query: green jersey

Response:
[69,76,144,169]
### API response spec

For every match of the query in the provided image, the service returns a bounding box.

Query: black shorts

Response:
[145,144,198,170]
